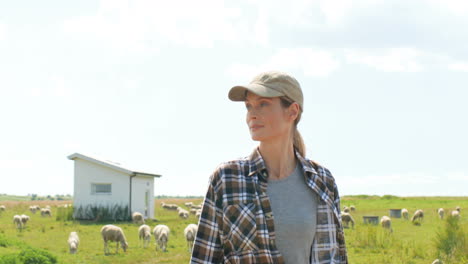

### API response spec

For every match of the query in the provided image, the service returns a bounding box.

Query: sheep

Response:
[184,202,193,208]
[178,209,189,219]
[341,212,355,229]
[29,206,37,214]
[153,224,170,252]
[68,231,80,254]
[350,205,356,212]
[20,214,30,227]
[101,224,128,254]
[455,206,461,212]
[401,208,409,220]
[195,209,202,219]
[132,212,145,225]
[184,224,198,252]
[437,208,445,219]
[138,224,151,248]
[0,205,5,211]
[411,209,424,224]
[380,216,393,233]
[41,208,52,217]
[191,205,202,210]
[13,215,23,229]
[342,206,350,213]
[189,208,198,215]
[451,210,460,219]
[162,203,178,210]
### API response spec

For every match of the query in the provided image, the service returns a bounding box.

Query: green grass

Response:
[0,196,467,263]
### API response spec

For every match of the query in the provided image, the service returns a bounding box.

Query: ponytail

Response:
[280,96,306,158]
[293,128,306,157]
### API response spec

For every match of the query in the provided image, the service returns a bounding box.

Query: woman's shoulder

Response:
[212,156,252,177]
[303,157,337,185]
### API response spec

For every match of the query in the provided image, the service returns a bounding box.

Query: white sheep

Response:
[68,231,80,254]
[0,205,6,211]
[350,205,356,212]
[178,209,189,219]
[437,208,445,219]
[191,205,202,210]
[342,206,350,213]
[411,209,424,224]
[101,224,128,254]
[184,224,198,252]
[20,214,30,227]
[138,224,151,248]
[162,203,178,210]
[195,209,202,219]
[380,216,393,233]
[401,208,409,220]
[455,206,461,212]
[29,206,37,214]
[41,208,52,217]
[341,212,355,229]
[13,215,23,229]
[451,210,460,219]
[132,212,145,225]
[184,202,193,208]
[153,224,170,252]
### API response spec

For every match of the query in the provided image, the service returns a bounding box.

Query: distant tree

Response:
[31,194,38,201]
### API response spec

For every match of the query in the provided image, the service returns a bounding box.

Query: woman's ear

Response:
[288,102,300,121]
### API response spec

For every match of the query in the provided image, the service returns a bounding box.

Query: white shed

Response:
[68,153,161,220]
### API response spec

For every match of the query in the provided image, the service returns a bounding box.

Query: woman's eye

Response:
[260,102,269,107]
[245,104,251,110]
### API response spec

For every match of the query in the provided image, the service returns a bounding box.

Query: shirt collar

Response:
[247,147,318,177]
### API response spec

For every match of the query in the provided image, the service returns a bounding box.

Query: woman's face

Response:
[245,92,296,142]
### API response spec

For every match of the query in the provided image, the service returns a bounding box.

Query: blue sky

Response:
[1,0,467,197]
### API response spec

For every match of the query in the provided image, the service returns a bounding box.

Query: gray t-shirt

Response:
[266,163,318,264]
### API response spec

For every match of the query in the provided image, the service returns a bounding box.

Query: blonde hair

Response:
[280,97,306,157]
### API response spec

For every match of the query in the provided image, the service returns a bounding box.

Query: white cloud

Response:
[428,0,468,16]
[226,48,340,80]
[345,48,423,72]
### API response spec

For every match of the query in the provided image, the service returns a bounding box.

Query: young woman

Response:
[191,71,348,264]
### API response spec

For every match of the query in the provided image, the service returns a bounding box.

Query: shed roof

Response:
[67,153,161,178]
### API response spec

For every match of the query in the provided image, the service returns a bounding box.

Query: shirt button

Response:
[262,171,268,178]
[265,212,273,219]
[270,239,276,247]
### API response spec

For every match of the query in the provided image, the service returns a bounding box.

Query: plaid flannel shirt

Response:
[191,148,348,264]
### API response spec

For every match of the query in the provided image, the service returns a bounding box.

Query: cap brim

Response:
[228,84,284,101]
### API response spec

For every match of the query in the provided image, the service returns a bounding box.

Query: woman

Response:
[191,71,348,264]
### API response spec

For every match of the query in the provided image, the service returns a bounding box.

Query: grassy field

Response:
[0,196,467,264]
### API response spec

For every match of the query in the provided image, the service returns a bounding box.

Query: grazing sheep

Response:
[20,215,30,227]
[162,203,178,210]
[350,205,356,212]
[411,209,424,224]
[437,208,445,219]
[13,215,23,229]
[191,205,202,210]
[195,209,202,219]
[68,232,80,254]
[184,224,198,252]
[380,216,393,233]
[178,209,189,219]
[401,208,409,220]
[41,208,52,217]
[451,210,460,219]
[132,212,145,225]
[455,206,461,212]
[0,205,5,211]
[341,212,355,229]
[153,224,170,252]
[138,224,151,248]
[29,206,37,214]
[101,225,128,254]
[342,206,350,213]
[185,202,193,208]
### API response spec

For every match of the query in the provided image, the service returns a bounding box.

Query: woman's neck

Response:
[259,139,296,180]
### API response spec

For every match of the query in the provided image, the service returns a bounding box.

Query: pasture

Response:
[0,196,467,264]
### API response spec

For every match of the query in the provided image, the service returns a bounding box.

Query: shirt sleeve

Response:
[333,180,348,264]
[190,171,224,264]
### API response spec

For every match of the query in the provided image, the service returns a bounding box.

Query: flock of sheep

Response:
[340,205,462,232]
[2,202,201,255]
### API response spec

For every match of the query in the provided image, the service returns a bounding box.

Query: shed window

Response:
[92,183,111,194]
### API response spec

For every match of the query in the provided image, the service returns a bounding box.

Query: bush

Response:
[73,204,130,221]
[18,247,57,264]
[0,254,20,264]
[434,215,468,263]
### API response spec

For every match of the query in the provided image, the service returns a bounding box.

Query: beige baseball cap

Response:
[228,71,304,110]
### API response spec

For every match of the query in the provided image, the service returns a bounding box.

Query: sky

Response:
[1,0,467,197]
